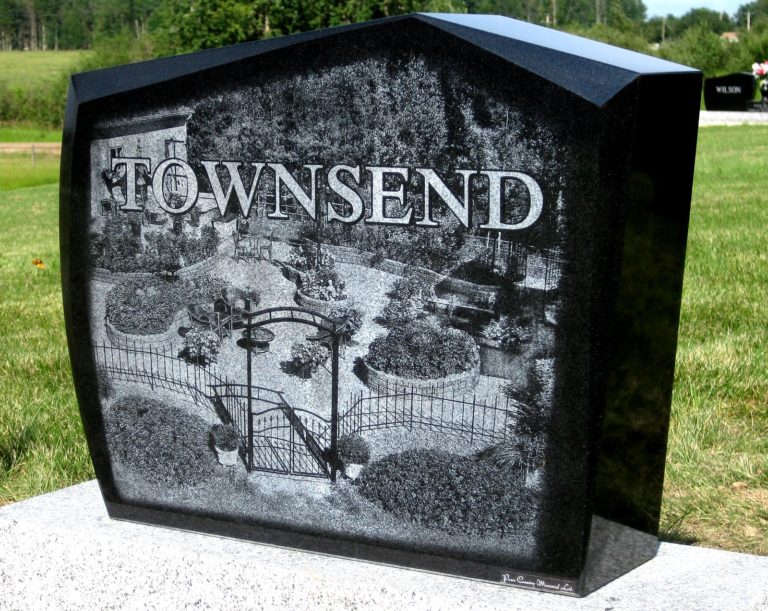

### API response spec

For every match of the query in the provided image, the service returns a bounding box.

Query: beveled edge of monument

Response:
[422,13,699,75]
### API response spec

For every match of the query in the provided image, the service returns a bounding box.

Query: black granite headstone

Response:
[704,72,755,110]
[60,14,702,597]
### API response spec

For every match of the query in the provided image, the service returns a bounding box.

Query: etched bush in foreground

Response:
[355,448,535,536]
[104,395,216,488]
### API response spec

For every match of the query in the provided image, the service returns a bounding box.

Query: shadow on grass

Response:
[658,507,699,545]
[0,424,37,474]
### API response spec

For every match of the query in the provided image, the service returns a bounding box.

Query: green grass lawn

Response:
[0,182,93,503]
[0,51,86,91]
[0,126,766,555]
[662,125,768,555]
[0,126,61,143]
[0,151,60,191]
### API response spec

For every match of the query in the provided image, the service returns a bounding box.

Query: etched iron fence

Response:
[93,341,516,476]
[208,382,289,450]
[93,341,332,477]
[338,379,513,446]
[464,234,563,291]
[92,340,225,410]
[208,383,251,448]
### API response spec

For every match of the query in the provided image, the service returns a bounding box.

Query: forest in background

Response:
[6,0,768,53]
[0,0,649,51]
[5,0,768,126]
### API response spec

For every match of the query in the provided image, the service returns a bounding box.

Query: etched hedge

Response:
[105,396,216,488]
[355,449,535,536]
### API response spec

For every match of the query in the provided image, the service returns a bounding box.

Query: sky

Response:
[643,0,745,18]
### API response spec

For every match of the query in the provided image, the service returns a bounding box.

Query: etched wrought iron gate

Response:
[211,383,331,479]
[251,405,331,478]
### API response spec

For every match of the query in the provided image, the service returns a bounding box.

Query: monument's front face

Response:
[60,15,701,596]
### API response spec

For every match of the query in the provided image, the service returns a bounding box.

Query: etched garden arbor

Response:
[241,305,344,482]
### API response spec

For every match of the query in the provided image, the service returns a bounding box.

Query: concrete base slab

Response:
[0,481,766,610]
[700,110,768,126]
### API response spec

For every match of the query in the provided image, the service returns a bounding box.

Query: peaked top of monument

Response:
[420,13,695,75]
[70,13,698,109]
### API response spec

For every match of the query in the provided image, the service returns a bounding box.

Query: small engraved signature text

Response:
[502,574,574,593]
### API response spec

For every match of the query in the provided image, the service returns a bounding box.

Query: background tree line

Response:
[1,0,761,53]
[5,0,768,127]
[4,0,768,64]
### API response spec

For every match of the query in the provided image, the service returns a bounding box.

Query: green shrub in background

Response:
[567,22,652,54]
[659,26,734,77]
[0,31,156,128]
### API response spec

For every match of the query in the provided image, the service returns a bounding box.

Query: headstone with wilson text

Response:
[60,14,701,597]
[704,72,755,111]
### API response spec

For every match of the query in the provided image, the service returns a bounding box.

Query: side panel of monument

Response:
[60,14,701,596]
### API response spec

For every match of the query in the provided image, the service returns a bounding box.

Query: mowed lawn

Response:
[0,125,765,555]
[662,126,768,554]
[0,182,93,502]
[0,51,86,92]
[0,127,61,143]
[0,150,61,191]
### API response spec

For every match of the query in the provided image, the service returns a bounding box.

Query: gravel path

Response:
[0,142,61,154]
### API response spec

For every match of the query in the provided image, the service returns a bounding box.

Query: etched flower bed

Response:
[362,359,479,394]
[293,262,349,315]
[294,288,349,316]
[363,320,480,394]
[104,275,229,345]
[106,309,190,349]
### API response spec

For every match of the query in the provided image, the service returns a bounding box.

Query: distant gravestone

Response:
[704,72,755,110]
[60,14,701,597]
